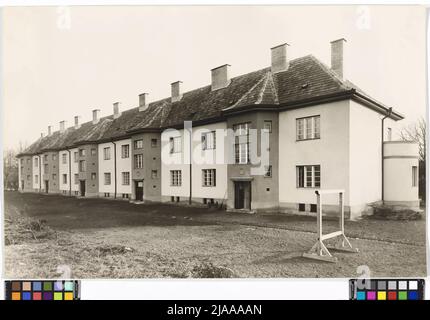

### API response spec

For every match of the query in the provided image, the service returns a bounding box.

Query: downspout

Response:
[381,107,392,203]
[112,141,117,199]
[67,150,72,196]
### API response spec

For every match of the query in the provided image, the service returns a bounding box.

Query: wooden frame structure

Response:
[302,189,359,263]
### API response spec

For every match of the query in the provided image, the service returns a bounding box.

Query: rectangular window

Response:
[79,160,86,172]
[52,174,57,181]
[121,145,130,158]
[27,175,31,181]
[412,166,418,187]
[202,131,216,150]
[264,165,272,177]
[91,148,96,156]
[44,155,48,162]
[74,152,78,162]
[104,173,111,185]
[62,174,67,184]
[151,139,157,147]
[296,115,320,140]
[44,164,48,173]
[264,120,272,133]
[122,172,130,185]
[91,173,97,180]
[151,170,158,179]
[62,153,67,164]
[170,136,182,153]
[298,203,306,212]
[310,204,317,213]
[35,175,39,184]
[52,154,57,161]
[387,128,392,141]
[27,158,31,165]
[202,169,216,187]
[234,123,250,164]
[297,165,321,188]
[134,154,143,169]
[170,170,182,186]
[79,149,86,157]
[34,158,39,167]
[74,174,79,185]
[103,147,111,160]
[134,139,143,149]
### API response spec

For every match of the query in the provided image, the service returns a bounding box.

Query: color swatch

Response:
[5,280,80,300]
[350,279,424,300]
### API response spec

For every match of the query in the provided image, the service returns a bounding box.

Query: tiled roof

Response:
[18,54,400,156]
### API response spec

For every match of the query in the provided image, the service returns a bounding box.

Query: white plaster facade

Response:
[32,155,43,190]
[161,122,228,202]
[98,139,132,197]
[58,148,79,195]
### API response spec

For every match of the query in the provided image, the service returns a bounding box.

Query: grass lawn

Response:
[3,191,427,278]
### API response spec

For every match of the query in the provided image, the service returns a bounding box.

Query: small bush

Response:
[191,262,235,278]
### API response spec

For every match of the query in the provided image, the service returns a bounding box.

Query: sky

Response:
[1,5,427,150]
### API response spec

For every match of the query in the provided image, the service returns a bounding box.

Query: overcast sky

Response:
[2,5,427,150]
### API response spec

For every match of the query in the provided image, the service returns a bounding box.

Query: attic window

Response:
[301,83,309,89]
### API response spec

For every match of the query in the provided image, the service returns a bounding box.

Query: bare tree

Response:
[3,148,19,190]
[399,117,426,202]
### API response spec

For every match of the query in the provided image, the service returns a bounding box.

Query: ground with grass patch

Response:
[4,192,426,278]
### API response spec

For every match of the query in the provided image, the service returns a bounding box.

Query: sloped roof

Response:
[18,54,402,157]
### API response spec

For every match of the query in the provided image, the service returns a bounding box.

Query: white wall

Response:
[161,128,190,198]
[32,155,43,190]
[70,148,79,192]
[278,100,350,206]
[191,122,228,200]
[59,150,69,192]
[349,100,388,210]
[116,139,132,195]
[98,142,115,194]
[384,142,419,203]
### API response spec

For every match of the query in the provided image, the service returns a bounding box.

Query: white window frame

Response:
[62,174,67,184]
[234,123,250,164]
[296,115,320,141]
[134,139,143,150]
[62,153,67,164]
[121,145,130,158]
[103,147,111,160]
[134,154,143,169]
[170,170,182,186]
[202,169,216,187]
[170,136,182,153]
[297,165,321,188]
[122,172,130,185]
[202,131,216,150]
[74,174,79,185]
[104,173,111,185]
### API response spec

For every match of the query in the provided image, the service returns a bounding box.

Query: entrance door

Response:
[135,180,144,201]
[45,180,49,193]
[234,181,251,210]
[80,180,86,197]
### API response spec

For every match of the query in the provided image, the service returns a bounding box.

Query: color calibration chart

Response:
[5,280,80,300]
[350,279,425,300]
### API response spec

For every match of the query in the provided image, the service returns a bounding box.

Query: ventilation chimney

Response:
[74,116,81,129]
[113,102,121,119]
[139,93,149,112]
[48,125,52,136]
[171,81,182,102]
[59,120,66,133]
[330,38,347,79]
[92,109,100,125]
[211,64,231,91]
[271,43,289,74]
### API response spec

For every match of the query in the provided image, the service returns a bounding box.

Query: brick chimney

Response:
[113,102,121,119]
[331,38,347,79]
[139,93,149,111]
[171,81,182,102]
[211,64,231,91]
[59,120,66,133]
[74,116,81,129]
[271,43,289,73]
[92,109,100,125]
[48,125,52,136]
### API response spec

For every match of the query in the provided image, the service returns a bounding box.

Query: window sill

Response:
[296,137,320,142]
[296,187,321,189]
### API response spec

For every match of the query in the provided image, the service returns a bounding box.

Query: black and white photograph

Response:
[2,4,427,280]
